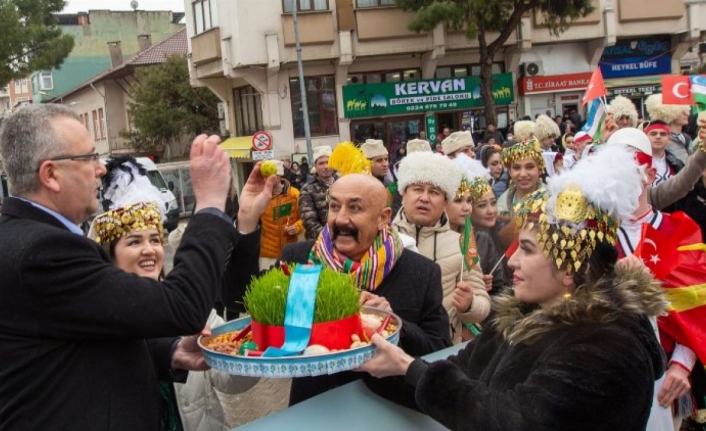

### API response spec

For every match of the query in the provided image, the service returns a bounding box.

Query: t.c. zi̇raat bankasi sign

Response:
[342,73,514,119]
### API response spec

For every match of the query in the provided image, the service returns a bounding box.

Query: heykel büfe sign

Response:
[342,73,514,118]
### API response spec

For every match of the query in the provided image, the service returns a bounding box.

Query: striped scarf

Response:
[308,225,403,292]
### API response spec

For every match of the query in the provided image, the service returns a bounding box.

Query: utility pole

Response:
[291,3,313,164]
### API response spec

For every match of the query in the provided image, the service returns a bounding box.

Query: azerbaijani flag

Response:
[460,215,480,271]
[581,99,606,142]
[691,75,706,113]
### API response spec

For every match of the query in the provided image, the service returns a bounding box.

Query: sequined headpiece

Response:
[514,145,643,273]
[501,137,545,172]
[88,155,167,246]
[452,153,492,202]
[91,202,164,245]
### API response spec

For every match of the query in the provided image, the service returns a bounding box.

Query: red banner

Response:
[518,72,593,95]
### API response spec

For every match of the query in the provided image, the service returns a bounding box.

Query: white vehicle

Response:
[99,157,180,232]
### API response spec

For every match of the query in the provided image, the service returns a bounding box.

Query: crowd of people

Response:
[1,90,706,431]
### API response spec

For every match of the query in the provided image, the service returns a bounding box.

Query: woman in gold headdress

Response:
[359,145,666,431]
[497,138,545,220]
[91,156,257,431]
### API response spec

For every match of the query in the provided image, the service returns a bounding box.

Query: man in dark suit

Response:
[0,104,275,430]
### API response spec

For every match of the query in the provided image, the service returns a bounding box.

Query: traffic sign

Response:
[252,131,273,151]
[252,150,275,161]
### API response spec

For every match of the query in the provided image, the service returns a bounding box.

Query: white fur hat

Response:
[513,120,536,141]
[441,131,474,155]
[606,127,652,157]
[397,151,463,202]
[534,114,561,141]
[645,94,690,124]
[608,96,639,128]
[313,145,332,163]
[406,139,432,154]
[360,139,388,159]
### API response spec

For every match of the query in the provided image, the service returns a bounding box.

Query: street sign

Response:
[252,131,273,151]
[252,150,275,161]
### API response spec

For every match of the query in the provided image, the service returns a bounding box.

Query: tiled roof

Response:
[52,28,187,101]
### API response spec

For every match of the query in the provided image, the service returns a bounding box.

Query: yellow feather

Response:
[327,142,371,176]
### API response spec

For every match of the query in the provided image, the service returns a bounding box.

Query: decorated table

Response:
[233,342,467,430]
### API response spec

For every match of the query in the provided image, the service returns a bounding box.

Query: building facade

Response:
[30,10,184,104]
[182,0,706,185]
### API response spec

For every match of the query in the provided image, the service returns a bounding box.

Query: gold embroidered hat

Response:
[452,153,493,202]
[515,145,643,273]
[501,137,546,172]
[88,155,167,245]
[91,202,163,245]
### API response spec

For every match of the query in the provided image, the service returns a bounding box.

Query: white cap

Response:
[312,145,332,162]
[360,139,388,159]
[606,127,652,157]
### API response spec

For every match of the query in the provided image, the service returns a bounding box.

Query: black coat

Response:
[406,265,666,431]
[281,241,451,408]
[0,198,236,430]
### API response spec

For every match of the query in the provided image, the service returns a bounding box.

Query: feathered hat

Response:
[397,151,463,202]
[327,142,371,176]
[608,96,639,128]
[515,145,642,273]
[513,120,536,141]
[88,155,166,245]
[534,114,561,141]
[501,137,546,172]
[452,153,492,202]
[645,94,690,125]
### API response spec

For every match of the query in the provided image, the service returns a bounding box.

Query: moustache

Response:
[332,224,359,242]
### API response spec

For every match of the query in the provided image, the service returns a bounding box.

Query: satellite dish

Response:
[130,0,139,11]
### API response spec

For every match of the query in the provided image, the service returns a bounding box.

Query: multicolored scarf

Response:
[308,225,403,292]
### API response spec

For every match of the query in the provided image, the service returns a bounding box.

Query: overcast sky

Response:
[62,0,184,13]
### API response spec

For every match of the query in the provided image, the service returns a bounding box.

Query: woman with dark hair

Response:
[288,161,305,190]
[359,145,666,431]
[91,158,257,431]
[480,146,508,198]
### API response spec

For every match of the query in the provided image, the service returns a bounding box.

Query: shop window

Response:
[346,69,421,85]
[283,0,328,12]
[193,0,218,35]
[290,76,338,138]
[355,0,395,7]
[233,85,264,137]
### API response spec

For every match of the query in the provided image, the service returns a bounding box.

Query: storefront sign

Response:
[425,114,437,143]
[607,85,660,98]
[599,37,672,79]
[342,73,514,119]
[518,72,593,95]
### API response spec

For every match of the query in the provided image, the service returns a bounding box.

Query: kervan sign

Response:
[342,73,514,118]
[518,72,593,95]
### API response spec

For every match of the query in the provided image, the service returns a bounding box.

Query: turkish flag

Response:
[581,69,607,108]
[504,237,519,258]
[662,75,694,105]
[633,223,681,279]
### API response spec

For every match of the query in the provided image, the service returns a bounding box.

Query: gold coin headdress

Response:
[515,145,643,273]
[501,137,545,172]
[452,153,493,202]
[88,155,167,245]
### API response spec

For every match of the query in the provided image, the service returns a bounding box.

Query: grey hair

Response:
[0,104,80,196]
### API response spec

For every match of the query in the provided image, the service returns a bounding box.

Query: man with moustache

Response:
[277,174,450,407]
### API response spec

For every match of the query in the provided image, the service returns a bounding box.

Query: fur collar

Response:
[493,265,666,344]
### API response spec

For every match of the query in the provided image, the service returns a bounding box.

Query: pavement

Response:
[164,226,291,427]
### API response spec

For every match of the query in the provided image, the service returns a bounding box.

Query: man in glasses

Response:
[0,104,274,429]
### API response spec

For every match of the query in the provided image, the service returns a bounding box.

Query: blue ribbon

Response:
[262,264,321,357]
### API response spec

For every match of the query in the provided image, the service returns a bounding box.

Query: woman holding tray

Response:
[90,156,257,431]
[359,145,666,431]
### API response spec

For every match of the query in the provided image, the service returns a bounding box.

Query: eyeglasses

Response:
[48,152,101,162]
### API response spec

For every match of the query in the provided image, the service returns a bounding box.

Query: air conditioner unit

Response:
[520,61,544,77]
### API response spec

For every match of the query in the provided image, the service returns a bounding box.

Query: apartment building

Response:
[183,0,706,179]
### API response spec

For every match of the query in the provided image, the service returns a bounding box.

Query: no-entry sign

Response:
[252,131,273,151]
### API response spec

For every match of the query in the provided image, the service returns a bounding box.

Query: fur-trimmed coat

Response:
[405,266,666,431]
